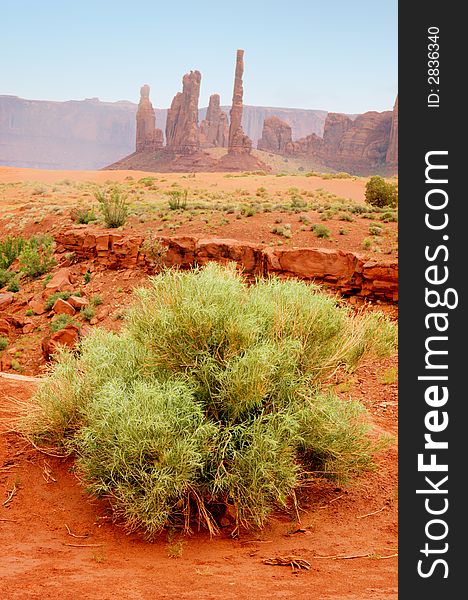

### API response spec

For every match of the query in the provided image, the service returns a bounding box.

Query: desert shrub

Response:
[311,224,330,239]
[95,188,128,228]
[0,336,8,351]
[80,306,96,322]
[365,176,398,208]
[380,211,398,223]
[7,276,20,292]
[70,205,97,224]
[18,235,56,278]
[241,205,257,217]
[45,291,74,311]
[369,224,383,236]
[50,314,74,332]
[23,264,396,537]
[0,268,16,290]
[167,189,188,211]
[0,235,26,269]
[271,224,292,238]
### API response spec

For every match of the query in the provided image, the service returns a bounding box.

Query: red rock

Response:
[42,324,80,360]
[68,295,89,309]
[200,94,229,148]
[257,117,292,154]
[0,353,12,370]
[136,84,164,152]
[22,322,36,334]
[0,292,14,310]
[166,71,202,155]
[385,95,398,171]
[29,298,46,315]
[52,298,76,316]
[0,318,11,336]
[45,268,73,293]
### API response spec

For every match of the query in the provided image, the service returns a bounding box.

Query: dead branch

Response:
[65,524,89,539]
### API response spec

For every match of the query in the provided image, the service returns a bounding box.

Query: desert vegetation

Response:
[22,263,396,537]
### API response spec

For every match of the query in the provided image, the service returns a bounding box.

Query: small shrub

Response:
[50,314,73,332]
[83,271,92,284]
[369,225,383,236]
[241,206,257,217]
[167,190,188,211]
[80,306,96,322]
[339,213,354,222]
[7,277,20,292]
[95,188,129,228]
[0,236,26,269]
[380,211,398,223]
[0,336,8,351]
[312,224,331,239]
[365,177,398,208]
[70,206,97,224]
[380,366,398,385]
[271,224,292,238]
[362,238,372,250]
[45,291,75,311]
[19,235,56,278]
[25,309,34,317]
[0,268,16,290]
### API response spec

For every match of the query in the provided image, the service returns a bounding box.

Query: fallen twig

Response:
[0,518,18,522]
[319,494,345,509]
[313,552,398,560]
[63,543,102,548]
[2,483,17,506]
[263,555,311,572]
[65,524,89,539]
[357,506,386,519]
[42,460,57,483]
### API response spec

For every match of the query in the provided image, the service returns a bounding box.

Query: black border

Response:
[399,2,465,596]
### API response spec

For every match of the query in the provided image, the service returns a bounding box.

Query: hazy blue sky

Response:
[2,0,397,113]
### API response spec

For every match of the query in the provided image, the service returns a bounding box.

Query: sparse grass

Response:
[95,188,129,228]
[167,189,188,211]
[311,224,331,239]
[70,205,97,224]
[90,294,103,306]
[271,224,292,238]
[380,366,398,385]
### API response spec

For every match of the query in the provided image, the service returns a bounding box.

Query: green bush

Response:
[80,306,96,322]
[0,268,16,290]
[95,188,128,228]
[0,235,26,269]
[18,235,56,278]
[45,291,74,311]
[365,176,398,208]
[23,264,396,537]
[0,336,8,351]
[50,314,74,332]
[70,205,97,224]
[312,224,331,239]
[167,189,188,211]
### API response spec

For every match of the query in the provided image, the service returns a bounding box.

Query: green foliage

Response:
[167,189,188,211]
[271,224,292,238]
[95,188,129,228]
[80,306,96,322]
[18,235,56,278]
[365,177,398,208]
[90,294,103,306]
[70,205,97,224]
[0,336,8,351]
[24,264,396,537]
[45,291,73,311]
[0,235,26,269]
[0,268,16,290]
[83,271,92,284]
[369,224,383,236]
[312,224,331,239]
[7,276,20,292]
[50,314,74,332]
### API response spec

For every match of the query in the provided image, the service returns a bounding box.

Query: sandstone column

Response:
[386,95,398,168]
[227,50,252,154]
[200,94,229,147]
[135,85,163,152]
[165,70,202,155]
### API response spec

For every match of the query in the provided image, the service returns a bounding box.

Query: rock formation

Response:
[286,109,395,175]
[165,71,201,155]
[135,85,163,152]
[218,50,269,172]
[257,116,293,154]
[199,94,229,148]
[227,50,252,155]
[385,95,398,170]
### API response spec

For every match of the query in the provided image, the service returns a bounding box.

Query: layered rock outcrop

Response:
[54,227,398,303]
[257,116,292,154]
[199,94,228,148]
[165,71,202,155]
[286,108,396,175]
[135,85,163,152]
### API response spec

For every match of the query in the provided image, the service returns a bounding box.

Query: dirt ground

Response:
[0,353,397,600]
[1,166,398,599]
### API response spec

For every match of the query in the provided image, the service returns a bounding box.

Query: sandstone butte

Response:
[257,116,293,154]
[105,50,269,173]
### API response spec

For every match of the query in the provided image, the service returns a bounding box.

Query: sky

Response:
[1,0,397,114]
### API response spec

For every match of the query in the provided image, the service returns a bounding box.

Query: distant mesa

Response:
[105,50,270,173]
